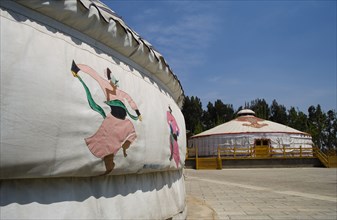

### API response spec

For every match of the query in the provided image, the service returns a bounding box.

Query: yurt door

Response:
[254,139,270,157]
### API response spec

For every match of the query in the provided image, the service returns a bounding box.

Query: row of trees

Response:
[182,96,337,152]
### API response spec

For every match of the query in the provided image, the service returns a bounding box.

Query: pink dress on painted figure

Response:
[71,61,141,175]
[167,107,180,167]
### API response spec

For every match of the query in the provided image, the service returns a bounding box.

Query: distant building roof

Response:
[237,109,256,116]
[192,109,310,138]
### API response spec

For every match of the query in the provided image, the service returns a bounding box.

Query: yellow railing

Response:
[313,147,337,168]
[217,146,252,159]
[217,145,314,159]
[271,146,314,158]
[313,147,329,167]
[186,145,337,169]
[186,146,221,169]
[186,145,315,159]
[187,145,314,170]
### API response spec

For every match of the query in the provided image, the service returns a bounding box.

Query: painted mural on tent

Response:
[71,61,142,175]
[167,106,180,167]
[236,117,268,128]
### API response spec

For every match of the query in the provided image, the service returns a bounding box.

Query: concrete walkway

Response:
[185,168,337,220]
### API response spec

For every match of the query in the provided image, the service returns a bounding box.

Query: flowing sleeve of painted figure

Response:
[77,63,111,97]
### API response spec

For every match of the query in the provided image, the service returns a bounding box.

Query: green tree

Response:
[308,105,326,149]
[213,100,234,125]
[323,110,337,152]
[246,98,269,119]
[297,111,309,132]
[222,103,234,123]
[202,102,216,130]
[287,107,308,132]
[181,96,203,135]
[202,100,235,128]
[288,107,298,128]
[194,121,204,134]
[269,99,287,125]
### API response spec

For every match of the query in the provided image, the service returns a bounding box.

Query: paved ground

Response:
[185,168,337,220]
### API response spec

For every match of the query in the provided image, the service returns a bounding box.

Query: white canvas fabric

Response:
[1,170,187,220]
[0,1,186,219]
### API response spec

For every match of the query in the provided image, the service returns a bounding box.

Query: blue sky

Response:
[101,0,336,113]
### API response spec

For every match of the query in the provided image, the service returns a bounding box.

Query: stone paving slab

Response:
[185,168,337,220]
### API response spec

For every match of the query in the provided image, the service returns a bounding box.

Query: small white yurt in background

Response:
[189,109,313,158]
[0,0,186,219]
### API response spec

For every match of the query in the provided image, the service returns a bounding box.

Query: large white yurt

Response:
[189,109,313,158]
[0,0,186,219]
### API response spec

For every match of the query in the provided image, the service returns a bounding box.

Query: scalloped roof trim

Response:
[15,0,184,107]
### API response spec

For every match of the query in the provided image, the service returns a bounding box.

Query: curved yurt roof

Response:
[15,0,184,107]
[193,109,310,138]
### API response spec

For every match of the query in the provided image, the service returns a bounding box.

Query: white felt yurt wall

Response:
[0,1,186,219]
[189,110,312,157]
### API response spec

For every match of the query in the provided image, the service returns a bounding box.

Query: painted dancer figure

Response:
[71,61,142,175]
[167,106,180,167]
